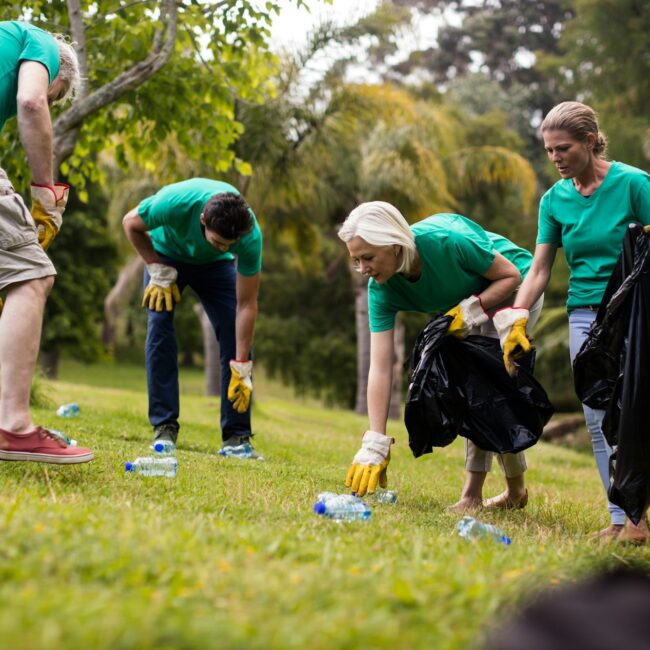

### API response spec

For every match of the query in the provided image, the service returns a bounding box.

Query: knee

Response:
[25,274,55,299]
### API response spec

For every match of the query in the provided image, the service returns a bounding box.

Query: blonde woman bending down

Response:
[338,202,543,511]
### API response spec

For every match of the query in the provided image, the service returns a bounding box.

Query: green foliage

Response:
[547,0,650,169]
[254,244,356,407]
[1,360,648,648]
[41,205,120,364]
[1,1,303,191]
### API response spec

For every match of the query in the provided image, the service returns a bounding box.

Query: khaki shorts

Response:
[0,168,55,291]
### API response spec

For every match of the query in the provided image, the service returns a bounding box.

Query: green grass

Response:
[2,359,648,649]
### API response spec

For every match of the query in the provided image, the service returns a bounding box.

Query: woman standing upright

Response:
[499,101,650,543]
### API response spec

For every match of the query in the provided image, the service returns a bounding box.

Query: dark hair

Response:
[202,192,253,240]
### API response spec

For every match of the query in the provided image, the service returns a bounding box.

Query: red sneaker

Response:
[0,426,94,464]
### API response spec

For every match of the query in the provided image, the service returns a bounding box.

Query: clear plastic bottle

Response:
[217,442,264,461]
[456,516,511,545]
[374,489,398,504]
[56,403,80,418]
[151,440,176,455]
[313,492,372,521]
[125,456,177,477]
[49,429,77,447]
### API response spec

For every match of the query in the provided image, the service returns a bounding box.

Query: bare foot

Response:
[446,496,483,514]
[483,489,528,510]
[588,524,624,544]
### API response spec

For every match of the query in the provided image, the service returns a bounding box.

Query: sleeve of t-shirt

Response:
[20,31,60,84]
[448,230,495,276]
[137,192,176,230]
[536,191,562,244]
[231,215,263,276]
[368,283,397,333]
[631,173,650,226]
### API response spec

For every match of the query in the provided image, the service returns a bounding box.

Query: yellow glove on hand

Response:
[493,307,533,377]
[228,360,253,413]
[445,295,489,338]
[142,263,181,312]
[30,183,69,250]
[345,430,394,497]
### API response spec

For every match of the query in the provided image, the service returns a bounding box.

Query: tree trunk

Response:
[353,275,370,415]
[194,303,220,396]
[388,315,405,420]
[40,349,60,379]
[102,256,144,351]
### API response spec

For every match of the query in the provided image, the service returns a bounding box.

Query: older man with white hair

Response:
[0,20,93,464]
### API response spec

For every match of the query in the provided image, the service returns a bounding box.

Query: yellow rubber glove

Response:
[445,295,489,338]
[30,183,69,250]
[228,360,253,413]
[493,307,533,376]
[345,430,394,497]
[142,263,181,312]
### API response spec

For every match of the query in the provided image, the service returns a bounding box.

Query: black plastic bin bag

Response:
[405,314,554,459]
[574,224,650,524]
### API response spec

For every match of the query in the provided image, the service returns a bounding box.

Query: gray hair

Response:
[53,34,81,102]
[541,101,608,157]
[338,201,417,274]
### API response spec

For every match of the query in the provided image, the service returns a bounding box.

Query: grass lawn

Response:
[1,359,648,649]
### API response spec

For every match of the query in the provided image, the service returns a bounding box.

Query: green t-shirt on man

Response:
[368,213,532,332]
[537,161,650,311]
[137,178,263,276]
[0,21,60,130]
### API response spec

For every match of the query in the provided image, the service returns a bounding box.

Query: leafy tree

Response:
[543,0,650,169]
[40,199,119,377]
[1,0,305,191]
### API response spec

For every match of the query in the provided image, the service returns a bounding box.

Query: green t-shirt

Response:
[137,178,263,276]
[537,161,650,311]
[368,213,533,332]
[0,21,60,130]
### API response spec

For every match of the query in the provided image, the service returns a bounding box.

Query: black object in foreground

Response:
[484,569,650,650]
[405,315,554,459]
[574,223,650,525]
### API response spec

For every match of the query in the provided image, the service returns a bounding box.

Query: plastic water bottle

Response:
[57,403,80,418]
[151,440,176,455]
[49,429,77,447]
[374,489,398,504]
[313,492,372,521]
[125,456,177,477]
[217,442,264,461]
[457,516,511,545]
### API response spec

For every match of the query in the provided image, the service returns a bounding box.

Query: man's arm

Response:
[16,61,54,186]
[235,272,260,360]
[122,208,161,264]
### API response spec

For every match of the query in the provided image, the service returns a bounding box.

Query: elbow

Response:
[17,95,49,117]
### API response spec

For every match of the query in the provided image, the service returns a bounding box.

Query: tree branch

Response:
[53,0,178,167]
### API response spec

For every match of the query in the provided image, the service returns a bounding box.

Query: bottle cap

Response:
[313,502,326,515]
[153,442,164,452]
[125,462,134,472]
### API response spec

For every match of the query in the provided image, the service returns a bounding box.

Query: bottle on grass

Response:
[125,456,177,477]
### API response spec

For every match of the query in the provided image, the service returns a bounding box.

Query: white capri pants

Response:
[463,294,544,477]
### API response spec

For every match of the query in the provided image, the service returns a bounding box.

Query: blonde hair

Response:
[541,101,608,157]
[53,34,81,102]
[338,201,417,274]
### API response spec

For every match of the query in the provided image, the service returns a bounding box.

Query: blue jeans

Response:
[144,256,251,442]
[569,309,625,525]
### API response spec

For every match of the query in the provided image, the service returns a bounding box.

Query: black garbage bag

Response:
[404,314,554,459]
[573,224,650,524]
